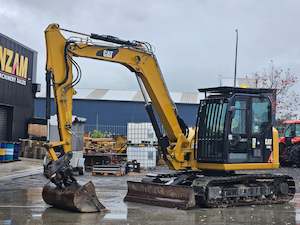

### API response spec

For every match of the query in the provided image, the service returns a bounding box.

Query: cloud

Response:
[0,0,299,92]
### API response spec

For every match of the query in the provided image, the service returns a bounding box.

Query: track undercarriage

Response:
[124,171,295,209]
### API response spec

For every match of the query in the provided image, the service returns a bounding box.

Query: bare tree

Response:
[250,61,299,120]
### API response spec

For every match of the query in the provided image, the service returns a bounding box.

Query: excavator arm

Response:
[44,23,195,181]
[42,24,196,212]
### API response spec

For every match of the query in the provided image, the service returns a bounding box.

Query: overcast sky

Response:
[0,0,299,92]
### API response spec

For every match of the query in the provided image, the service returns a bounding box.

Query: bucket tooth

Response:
[42,181,105,212]
[124,181,196,209]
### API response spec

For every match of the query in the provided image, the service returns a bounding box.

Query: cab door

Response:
[250,97,272,163]
[228,96,250,163]
[228,96,272,163]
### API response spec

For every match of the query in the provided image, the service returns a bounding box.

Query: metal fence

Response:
[85,124,127,136]
[84,122,164,139]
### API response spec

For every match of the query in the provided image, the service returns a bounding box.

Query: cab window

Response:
[231,100,247,134]
[296,124,300,136]
[285,124,295,137]
[251,97,271,134]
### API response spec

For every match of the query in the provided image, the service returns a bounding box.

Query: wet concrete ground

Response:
[0,158,42,179]
[1,161,300,225]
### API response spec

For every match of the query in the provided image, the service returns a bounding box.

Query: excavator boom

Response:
[43,24,195,211]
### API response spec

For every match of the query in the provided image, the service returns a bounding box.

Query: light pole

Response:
[234,29,238,87]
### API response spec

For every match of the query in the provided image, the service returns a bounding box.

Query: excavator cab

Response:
[196,87,277,169]
[125,87,294,209]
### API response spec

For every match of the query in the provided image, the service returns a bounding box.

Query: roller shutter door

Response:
[0,107,8,141]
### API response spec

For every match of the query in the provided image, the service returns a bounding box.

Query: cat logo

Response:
[0,45,28,79]
[103,50,114,58]
[96,49,119,58]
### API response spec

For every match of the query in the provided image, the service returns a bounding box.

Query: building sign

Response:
[0,34,35,86]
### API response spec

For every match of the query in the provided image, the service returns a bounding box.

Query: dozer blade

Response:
[124,181,196,209]
[42,181,105,212]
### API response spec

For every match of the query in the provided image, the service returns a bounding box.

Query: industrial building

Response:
[0,33,38,141]
[35,88,203,134]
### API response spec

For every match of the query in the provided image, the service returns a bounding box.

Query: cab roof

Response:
[198,86,276,99]
[198,86,275,95]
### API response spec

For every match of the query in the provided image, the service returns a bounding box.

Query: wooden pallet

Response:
[127,143,158,147]
[92,164,126,176]
[92,171,125,176]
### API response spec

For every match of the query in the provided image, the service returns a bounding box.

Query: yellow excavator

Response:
[42,24,295,212]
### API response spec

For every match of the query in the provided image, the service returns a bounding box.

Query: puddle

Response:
[0,189,299,225]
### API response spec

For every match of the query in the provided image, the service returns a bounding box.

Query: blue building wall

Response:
[34,98,199,134]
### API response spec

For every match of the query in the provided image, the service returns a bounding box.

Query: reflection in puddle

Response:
[294,193,300,224]
[103,210,127,220]
[31,213,42,218]
[0,188,44,207]
[0,189,299,225]
[296,209,300,224]
[1,220,11,225]
[42,208,105,224]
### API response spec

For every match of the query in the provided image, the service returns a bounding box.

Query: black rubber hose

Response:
[57,41,74,86]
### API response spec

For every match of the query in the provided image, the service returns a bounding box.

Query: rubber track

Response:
[192,174,295,208]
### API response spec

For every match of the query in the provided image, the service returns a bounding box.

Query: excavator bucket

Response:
[42,181,105,212]
[124,181,196,209]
